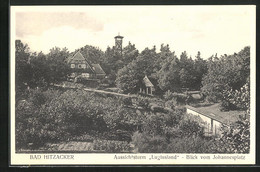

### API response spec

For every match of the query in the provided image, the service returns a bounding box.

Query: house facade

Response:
[186,105,223,136]
[67,51,106,81]
[139,75,155,95]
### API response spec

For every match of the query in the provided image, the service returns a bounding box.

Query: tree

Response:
[201,47,250,102]
[46,47,71,83]
[101,46,124,85]
[15,40,32,90]
[122,42,139,65]
[27,52,54,88]
[155,44,172,72]
[157,52,180,92]
[116,47,158,93]
[193,51,208,90]
[115,61,143,93]
[75,45,104,64]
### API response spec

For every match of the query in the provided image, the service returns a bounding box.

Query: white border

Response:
[10,5,256,165]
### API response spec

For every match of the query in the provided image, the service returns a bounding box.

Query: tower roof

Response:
[143,75,154,87]
[114,34,124,39]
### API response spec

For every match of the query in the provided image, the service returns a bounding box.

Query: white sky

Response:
[13,6,255,59]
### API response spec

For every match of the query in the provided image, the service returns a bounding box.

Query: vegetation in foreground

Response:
[16,87,249,153]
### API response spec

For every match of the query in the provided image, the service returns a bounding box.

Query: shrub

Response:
[210,118,250,153]
[131,131,167,153]
[131,131,213,153]
[165,99,177,109]
[163,90,175,101]
[120,97,132,106]
[163,90,191,105]
[93,139,130,153]
[178,119,204,138]
[132,96,150,109]
[165,136,214,153]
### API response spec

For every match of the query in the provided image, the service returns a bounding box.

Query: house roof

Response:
[69,51,87,64]
[92,64,106,75]
[186,104,246,125]
[67,51,106,75]
[68,51,95,73]
[143,75,154,87]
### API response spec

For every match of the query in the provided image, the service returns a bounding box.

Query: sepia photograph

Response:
[10,5,256,165]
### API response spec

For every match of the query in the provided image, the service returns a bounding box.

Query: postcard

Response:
[10,5,256,165]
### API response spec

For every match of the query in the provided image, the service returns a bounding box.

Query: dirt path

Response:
[54,83,136,98]
[83,88,135,98]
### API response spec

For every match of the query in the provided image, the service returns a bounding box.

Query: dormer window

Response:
[71,64,75,68]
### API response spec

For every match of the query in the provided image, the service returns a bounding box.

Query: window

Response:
[71,64,75,68]
[78,64,82,68]
[81,64,86,68]
[82,73,90,78]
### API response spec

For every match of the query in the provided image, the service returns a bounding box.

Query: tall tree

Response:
[201,47,250,102]
[116,47,158,93]
[179,51,196,89]
[193,51,208,90]
[122,42,139,65]
[15,40,32,90]
[155,44,172,73]
[46,47,71,83]
[157,52,180,92]
[29,52,49,87]
[75,45,104,64]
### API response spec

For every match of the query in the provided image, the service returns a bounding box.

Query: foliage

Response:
[157,52,181,92]
[179,51,196,88]
[201,47,250,102]
[131,131,168,153]
[16,40,72,89]
[221,79,250,111]
[93,139,130,153]
[164,136,214,153]
[116,47,157,93]
[122,42,139,65]
[131,131,213,153]
[210,118,250,153]
[47,47,71,83]
[163,90,191,105]
[132,96,150,109]
[115,61,142,93]
[75,45,104,64]
[15,40,32,92]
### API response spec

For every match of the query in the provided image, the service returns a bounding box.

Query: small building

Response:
[186,104,245,137]
[139,75,155,95]
[67,51,106,80]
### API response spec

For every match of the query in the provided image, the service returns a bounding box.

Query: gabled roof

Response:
[143,75,154,87]
[68,51,95,73]
[92,64,106,75]
[69,51,87,64]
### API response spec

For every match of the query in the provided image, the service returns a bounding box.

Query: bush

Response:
[210,118,250,153]
[163,90,191,105]
[165,136,214,153]
[132,96,150,109]
[131,131,167,153]
[131,131,213,153]
[120,97,132,106]
[93,139,130,153]
[178,119,204,138]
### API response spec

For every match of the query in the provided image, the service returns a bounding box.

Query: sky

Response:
[13,6,255,59]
